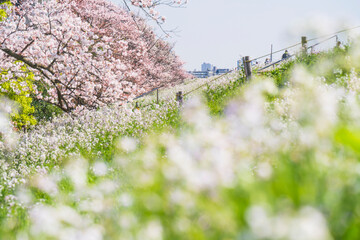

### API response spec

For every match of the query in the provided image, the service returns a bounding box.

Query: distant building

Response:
[189,70,214,78]
[189,63,230,78]
[201,63,212,72]
[216,69,230,74]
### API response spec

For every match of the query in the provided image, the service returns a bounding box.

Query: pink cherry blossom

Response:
[0,0,188,112]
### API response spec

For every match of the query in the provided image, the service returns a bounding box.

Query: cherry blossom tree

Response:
[73,0,188,88]
[0,0,188,112]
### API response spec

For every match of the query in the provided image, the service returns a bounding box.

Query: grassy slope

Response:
[3,46,360,239]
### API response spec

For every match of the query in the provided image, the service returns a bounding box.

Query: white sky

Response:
[111,0,360,71]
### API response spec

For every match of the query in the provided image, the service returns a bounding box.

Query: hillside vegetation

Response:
[2,40,360,240]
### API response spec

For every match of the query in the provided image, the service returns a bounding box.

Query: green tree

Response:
[0,65,37,129]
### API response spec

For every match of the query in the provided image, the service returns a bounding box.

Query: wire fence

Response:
[132,70,240,109]
[248,25,360,65]
[307,25,360,42]
[257,55,294,72]
[132,25,360,109]
[248,42,302,63]
[133,87,160,100]
[183,70,237,96]
[257,35,338,72]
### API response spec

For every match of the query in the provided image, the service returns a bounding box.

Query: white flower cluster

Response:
[0,98,180,212]
[0,98,18,149]
[2,48,360,238]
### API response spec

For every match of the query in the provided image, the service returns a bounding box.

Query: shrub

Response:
[0,63,37,130]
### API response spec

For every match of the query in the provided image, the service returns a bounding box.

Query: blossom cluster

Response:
[130,0,187,22]
[0,0,188,112]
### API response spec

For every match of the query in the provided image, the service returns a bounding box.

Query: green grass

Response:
[204,76,246,116]
[3,45,360,239]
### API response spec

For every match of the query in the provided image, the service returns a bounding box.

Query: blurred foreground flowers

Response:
[2,44,360,239]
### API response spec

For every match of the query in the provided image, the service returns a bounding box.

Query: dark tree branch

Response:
[1,48,54,75]
[19,39,35,54]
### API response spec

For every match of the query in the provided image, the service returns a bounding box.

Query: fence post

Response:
[133,102,140,112]
[176,91,183,106]
[243,56,252,80]
[156,88,159,104]
[335,35,341,48]
[301,36,308,55]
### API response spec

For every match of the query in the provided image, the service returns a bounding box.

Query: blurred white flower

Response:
[65,157,88,189]
[289,207,331,240]
[137,220,163,240]
[119,137,137,152]
[92,161,108,176]
[119,193,133,207]
[256,162,273,180]
[246,205,331,240]
[32,175,58,196]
